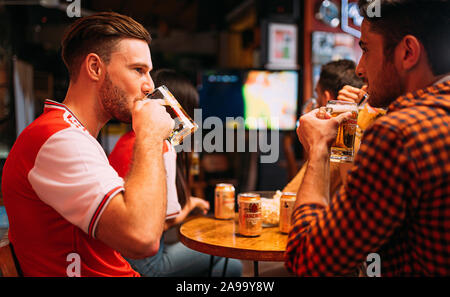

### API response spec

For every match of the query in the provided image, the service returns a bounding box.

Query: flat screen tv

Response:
[242,70,298,130]
[198,70,245,128]
[198,69,299,130]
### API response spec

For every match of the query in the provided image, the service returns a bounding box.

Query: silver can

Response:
[279,192,296,234]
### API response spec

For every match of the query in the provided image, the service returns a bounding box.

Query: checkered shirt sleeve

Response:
[284,82,450,276]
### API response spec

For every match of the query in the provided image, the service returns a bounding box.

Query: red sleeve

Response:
[108,131,136,178]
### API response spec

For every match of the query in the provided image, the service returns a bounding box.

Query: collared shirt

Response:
[284,81,450,276]
[108,131,181,219]
[2,100,138,276]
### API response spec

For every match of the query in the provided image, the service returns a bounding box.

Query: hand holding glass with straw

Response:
[324,100,358,163]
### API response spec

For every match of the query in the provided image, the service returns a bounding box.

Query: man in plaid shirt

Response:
[285,0,450,276]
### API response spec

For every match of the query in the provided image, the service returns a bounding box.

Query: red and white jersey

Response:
[108,131,181,219]
[162,140,182,219]
[1,100,139,277]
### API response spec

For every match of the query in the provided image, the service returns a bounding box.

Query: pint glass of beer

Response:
[146,85,198,146]
[325,100,358,163]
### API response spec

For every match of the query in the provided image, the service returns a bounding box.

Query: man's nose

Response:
[143,73,155,94]
[355,61,365,79]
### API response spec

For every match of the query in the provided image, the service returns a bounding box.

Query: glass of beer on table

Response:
[325,100,358,163]
[146,85,198,146]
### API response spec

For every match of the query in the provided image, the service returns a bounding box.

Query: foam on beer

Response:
[328,104,358,113]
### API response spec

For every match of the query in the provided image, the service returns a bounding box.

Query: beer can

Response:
[238,193,262,237]
[279,192,296,233]
[214,183,235,219]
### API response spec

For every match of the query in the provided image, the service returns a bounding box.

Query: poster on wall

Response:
[266,22,298,70]
[311,31,359,93]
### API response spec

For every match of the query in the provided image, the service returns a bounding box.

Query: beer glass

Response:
[325,100,358,163]
[146,85,198,146]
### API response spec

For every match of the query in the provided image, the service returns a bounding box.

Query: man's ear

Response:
[399,35,422,71]
[84,53,104,82]
[324,90,333,102]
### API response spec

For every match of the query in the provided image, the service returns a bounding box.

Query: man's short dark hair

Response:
[358,0,450,76]
[61,12,151,81]
[318,59,365,98]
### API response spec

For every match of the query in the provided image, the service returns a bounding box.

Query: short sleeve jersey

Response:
[1,100,139,276]
[108,131,181,219]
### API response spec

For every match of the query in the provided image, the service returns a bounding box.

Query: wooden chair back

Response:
[0,231,21,277]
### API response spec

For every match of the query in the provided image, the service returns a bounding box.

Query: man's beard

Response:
[368,59,405,108]
[99,72,132,123]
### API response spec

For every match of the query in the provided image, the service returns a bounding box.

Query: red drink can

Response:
[238,193,262,237]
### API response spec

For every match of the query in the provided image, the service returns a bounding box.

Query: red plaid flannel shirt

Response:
[285,81,450,276]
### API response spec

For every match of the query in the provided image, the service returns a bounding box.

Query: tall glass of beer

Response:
[326,100,358,163]
[146,85,198,146]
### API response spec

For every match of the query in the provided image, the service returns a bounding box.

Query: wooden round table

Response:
[179,215,288,276]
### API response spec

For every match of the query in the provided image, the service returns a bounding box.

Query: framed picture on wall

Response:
[261,20,298,70]
[311,31,360,94]
[265,22,298,70]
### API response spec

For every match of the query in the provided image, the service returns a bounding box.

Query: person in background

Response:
[109,69,243,277]
[1,12,174,276]
[314,60,365,108]
[284,59,365,195]
[285,0,450,276]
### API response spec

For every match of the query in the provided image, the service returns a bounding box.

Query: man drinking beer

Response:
[284,60,365,195]
[2,12,174,276]
[285,0,450,276]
